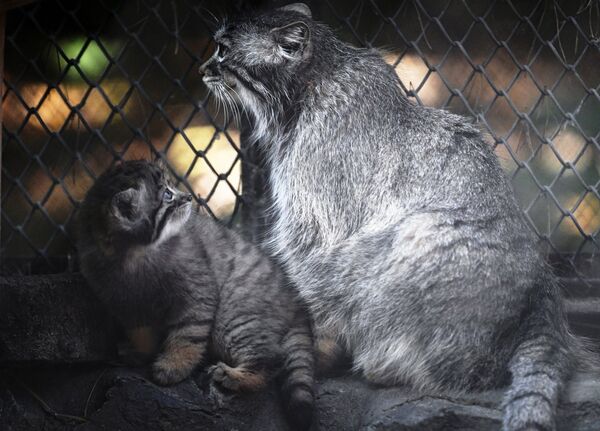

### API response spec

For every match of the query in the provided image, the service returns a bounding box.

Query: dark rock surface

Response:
[1,365,600,431]
[0,274,117,363]
[1,274,600,430]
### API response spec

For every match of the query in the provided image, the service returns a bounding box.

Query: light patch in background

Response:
[58,37,117,81]
[166,126,241,217]
[2,26,598,258]
[570,193,600,237]
[385,49,599,251]
[532,128,589,174]
[385,53,444,106]
[3,80,130,133]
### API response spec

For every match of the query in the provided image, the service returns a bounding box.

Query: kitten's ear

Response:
[111,188,137,220]
[110,187,153,243]
[270,20,311,58]
[154,155,169,172]
[279,3,312,18]
[154,156,177,185]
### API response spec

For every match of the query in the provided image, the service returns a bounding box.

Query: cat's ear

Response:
[279,3,312,18]
[154,155,169,172]
[111,188,138,220]
[110,187,153,242]
[271,20,311,59]
[153,155,177,185]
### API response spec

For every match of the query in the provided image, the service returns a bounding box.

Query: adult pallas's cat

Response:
[77,160,314,430]
[201,4,593,430]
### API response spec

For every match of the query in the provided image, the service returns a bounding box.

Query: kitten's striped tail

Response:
[502,278,581,431]
[280,312,315,431]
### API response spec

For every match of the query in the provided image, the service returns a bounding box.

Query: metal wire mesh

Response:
[2,0,244,272]
[2,0,599,282]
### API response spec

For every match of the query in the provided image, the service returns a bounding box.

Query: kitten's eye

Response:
[163,189,174,201]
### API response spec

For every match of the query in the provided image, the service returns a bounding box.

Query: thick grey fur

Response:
[77,161,315,430]
[200,4,596,431]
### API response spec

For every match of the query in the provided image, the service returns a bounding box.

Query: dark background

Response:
[1,0,599,288]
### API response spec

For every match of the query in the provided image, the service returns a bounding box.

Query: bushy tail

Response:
[502,277,592,431]
[280,312,315,431]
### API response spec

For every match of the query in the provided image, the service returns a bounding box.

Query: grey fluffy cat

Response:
[77,160,314,429]
[201,3,594,430]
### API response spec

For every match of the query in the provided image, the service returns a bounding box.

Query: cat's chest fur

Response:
[120,242,168,278]
[265,123,401,260]
[122,245,152,273]
[116,238,185,303]
[267,140,339,260]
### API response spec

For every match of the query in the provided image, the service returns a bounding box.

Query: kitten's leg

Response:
[209,361,268,391]
[119,326,158,365]
[128,326,158,355]
[280,313,315,431]
[210,315,284,391]
[153,307,214,386]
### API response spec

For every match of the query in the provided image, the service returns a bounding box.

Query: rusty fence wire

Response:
[1,0,600,287]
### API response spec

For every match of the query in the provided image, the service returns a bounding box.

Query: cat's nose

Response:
[199,53,217,76]
[199,43,220,75]
[186,193,193,202]
[198,62,209,76]
[200,63,219,82]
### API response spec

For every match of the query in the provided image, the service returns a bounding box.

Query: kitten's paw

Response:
[208,362,239,391]
[152,357,192,386]
[208,362,266,392]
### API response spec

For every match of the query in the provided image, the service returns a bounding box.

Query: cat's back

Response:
[185,213,289,294]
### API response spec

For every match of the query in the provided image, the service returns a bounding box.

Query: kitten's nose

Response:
[186,193,193,202]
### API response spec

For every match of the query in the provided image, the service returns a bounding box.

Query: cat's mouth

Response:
[203,76,221,83]
[203,74,237,90]
[176,196,193,209]
[172,200,193,221]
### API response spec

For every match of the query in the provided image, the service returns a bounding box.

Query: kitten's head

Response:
[200,3,317,125]
[78,160,194,253]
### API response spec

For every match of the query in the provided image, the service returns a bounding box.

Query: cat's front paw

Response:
[152,356,192,386]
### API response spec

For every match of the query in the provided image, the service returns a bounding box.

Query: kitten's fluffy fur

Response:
[77,160,314,430]
[201,3,593,430]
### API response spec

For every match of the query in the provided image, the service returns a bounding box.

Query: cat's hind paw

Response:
[208,362,266,392]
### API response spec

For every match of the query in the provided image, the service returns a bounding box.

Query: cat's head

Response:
[200,3,317,125]
[78,160,194,252]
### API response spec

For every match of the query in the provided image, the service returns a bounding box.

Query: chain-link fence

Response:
[2,0,600,286]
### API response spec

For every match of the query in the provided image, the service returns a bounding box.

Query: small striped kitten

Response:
[77,160,314,429]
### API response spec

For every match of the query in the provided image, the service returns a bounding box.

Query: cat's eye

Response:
[163,189,174,201]
[280,43,295,56]
[217,44,228,62]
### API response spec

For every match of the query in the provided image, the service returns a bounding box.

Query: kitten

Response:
[77,160,314,430]
[201,3,594,430]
